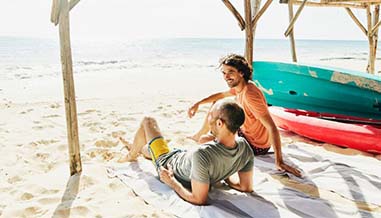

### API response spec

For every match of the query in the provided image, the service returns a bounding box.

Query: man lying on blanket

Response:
[118,100,254,205]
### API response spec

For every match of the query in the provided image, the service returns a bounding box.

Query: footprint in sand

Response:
[30,139,59,146]
[94,139,119,148]
[20,108,34,114]
[110,131,126,138]
[42,114,60,118]
[32,124,54,130]
[20,192,34,200]
[35,153,50,161]
[37,197,60,205]
[78,109,98,116]
[119,117,136,122]
[7,175,23,184]
[49,103,61,109]
[22,206,47,217]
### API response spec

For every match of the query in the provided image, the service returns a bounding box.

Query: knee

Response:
[141,116,157,127]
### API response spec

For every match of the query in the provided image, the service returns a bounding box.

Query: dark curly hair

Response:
[218,54,252,82]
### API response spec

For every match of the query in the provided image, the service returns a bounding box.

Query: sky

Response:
[0,0,369,41]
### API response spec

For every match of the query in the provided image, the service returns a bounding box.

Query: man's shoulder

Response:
[246,82,262,94]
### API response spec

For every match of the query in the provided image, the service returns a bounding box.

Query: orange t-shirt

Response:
[231,82,270,148]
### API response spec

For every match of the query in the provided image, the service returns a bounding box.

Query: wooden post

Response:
[245,0,254,65]
[251,0,262,71]
[288,0,298,62]
[373,5,379,73]
[284,0,307,37]
[367,5,375,74]
[55,0,82,175]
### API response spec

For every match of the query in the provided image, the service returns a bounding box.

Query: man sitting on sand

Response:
[188,54,301,177]
[118,100,254,205]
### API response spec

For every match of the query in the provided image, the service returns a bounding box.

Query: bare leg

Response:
[118,116,163,162]
[189,103,215,143]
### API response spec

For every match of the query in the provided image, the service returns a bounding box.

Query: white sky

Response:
[0,0,369,40]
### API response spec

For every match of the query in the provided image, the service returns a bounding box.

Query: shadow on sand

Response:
[52,173,81,218]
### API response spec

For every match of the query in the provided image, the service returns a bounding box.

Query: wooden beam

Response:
[367,5,375,73]
[58,0,82,175]
[221,0,246,30]
[288,0,298,62]
[373,5,379,64]
[321,0,381,3]
[371,17,381,35]
[292,1,366,8]
[69,0,81,11]
[345,8,368,36]
[251,0,262,61]
[284,0,307,37]
[245,0,254,64]
[51,0,60,26]
[251,0,273,29]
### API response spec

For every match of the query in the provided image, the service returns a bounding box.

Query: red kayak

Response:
[269,107,381,154]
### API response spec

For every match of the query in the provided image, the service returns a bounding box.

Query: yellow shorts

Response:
[148,136,170,166]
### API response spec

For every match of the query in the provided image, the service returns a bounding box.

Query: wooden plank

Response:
[251,0,273,28]
[58,0,82,175]
[222,0,246,30]
[284,0,307,37]
[51,0,60,26]
[345,8,368,36]
[292,1,366,8]
[245,0,254,65]
[288,0,298,62]
[69,0,81,11]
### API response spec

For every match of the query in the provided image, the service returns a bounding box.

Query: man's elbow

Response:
[192,198,208,205]
[240,184,253,193]
[241,187,253,192]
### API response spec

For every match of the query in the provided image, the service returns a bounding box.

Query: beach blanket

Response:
[107,142,381,218]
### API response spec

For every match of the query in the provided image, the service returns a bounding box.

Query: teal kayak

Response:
[252,61,381,120]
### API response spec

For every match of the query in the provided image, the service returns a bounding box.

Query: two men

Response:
[188,54,301,177]
[119,101,254,205]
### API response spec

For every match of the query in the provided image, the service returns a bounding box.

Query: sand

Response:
[1,61,380,218]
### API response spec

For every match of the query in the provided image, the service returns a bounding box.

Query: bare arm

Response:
[188,91,233,118]
[159,166,209,205]
[259,114,301,177]
[225,170,253,192]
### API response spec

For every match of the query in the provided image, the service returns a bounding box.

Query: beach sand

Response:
[1,60,380,218]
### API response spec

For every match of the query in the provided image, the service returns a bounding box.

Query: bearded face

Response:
[221,64,244,88]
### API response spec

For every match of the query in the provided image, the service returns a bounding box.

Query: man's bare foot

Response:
[119,136,133,151]
[117,153,138,163]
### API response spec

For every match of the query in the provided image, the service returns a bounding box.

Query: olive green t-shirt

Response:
[157,137,254,187]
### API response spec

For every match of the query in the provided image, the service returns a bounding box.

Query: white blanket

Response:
[107,143,381,218]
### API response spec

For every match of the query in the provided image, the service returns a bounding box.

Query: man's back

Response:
[234,81,271,148]
[158,137,254,187]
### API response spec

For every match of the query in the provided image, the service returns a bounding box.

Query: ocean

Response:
[0,36,378,82]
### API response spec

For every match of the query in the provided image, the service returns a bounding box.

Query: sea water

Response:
[0,37,377,82]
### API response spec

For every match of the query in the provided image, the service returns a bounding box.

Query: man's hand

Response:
[159,165,176,187]
[276,161,302,178]
[188,103,199,118]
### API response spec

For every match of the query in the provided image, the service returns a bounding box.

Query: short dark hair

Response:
[219,54,252,82]
[218,101,245,133]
